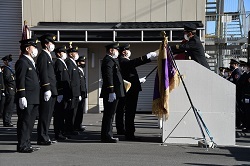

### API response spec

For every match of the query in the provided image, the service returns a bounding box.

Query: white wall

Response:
[23,0,206,26]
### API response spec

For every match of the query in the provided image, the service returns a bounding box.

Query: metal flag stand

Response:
[158,31,217,150]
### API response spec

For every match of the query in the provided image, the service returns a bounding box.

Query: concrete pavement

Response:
[0,113,250,166]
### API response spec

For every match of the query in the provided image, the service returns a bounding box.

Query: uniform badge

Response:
[73,68,76,70]
[49,62,51,64]
[28,68,32,70]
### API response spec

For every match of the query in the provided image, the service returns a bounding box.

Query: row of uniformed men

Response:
[15,34,87,153]
[225,59,250,132]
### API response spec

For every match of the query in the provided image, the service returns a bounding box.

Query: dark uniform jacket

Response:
[65,58,81,97]
[100,55,125,98]
[178,35,210,69]
[0,70,5,100]
[118,55,151,92]
[78,68,87,98]
[237,72,249,99]
[54,58,71,100]
[228,68,242,84]
[15,55,40,104]
[36,50,58,96]
[2,65,16,96]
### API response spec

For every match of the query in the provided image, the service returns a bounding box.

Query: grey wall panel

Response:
[106,0,121,22]
[162,60,235,146]
[120,0,136,22]
[0,0,22,67]
[76,0,91,22]
[151,0,167,22]
[135,0,151,22]
[90,0,105,22]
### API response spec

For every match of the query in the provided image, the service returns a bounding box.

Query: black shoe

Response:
[75,126,86,132]
[101,137,119,143]
[117,130,125,135]
[18,147,34,153]
[65,131,79,135]
[55,135,68,141]
[30,146,40,151]
[37,141,52,145]
[4,123,14,127]
[125,135,140,141]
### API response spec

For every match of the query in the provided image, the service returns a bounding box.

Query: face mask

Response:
[112,50,119,59]
[184,34,189,41]
[224,72,229,77]
[31,48,38,58]
[47,44,55,52]
[126,50,131,58]
[61,52,67,60]
[8,62,13,67]
[79,64,86,68]
[229,65,235,70]
[74,53,79,61]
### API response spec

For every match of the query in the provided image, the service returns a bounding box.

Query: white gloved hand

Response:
[108,93,116,102]
[2,93,5,96]
[146,52,157,60]
[139,77,146,83]
[79,96,82,101]
[44,90,52,101]
[19,97,27,110]
[57,95,63,103]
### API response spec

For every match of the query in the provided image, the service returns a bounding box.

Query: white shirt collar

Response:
[43,49,52,61]
[70,58,77,66]
[24,54,36,67]
[58,58,68,69]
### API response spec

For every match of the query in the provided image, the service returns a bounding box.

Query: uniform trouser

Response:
[124,91,139,136]
[101,98,119,140]
[37,96,56,142]
[3,94,15,124]
[17,104,38,151]
[64,97,79,132]
[0,96,5,117]
[74,96,85,129]
[53,100,67,136]
[115,97,126,132]
[242,102,250,130]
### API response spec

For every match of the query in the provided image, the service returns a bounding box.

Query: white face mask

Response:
[74,53,79,61]
[126,50,131,58]
[112,50,119,59]
[31,48,38,58]
[61,52,67,60]
[47,44,55,52]
[184,34,189,41]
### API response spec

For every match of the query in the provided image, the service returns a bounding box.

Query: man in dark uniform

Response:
[100,43,125,143]
[227,59,243,129]
[16,38,40,153]
[65,45,81,135]
[172,23,210,69]
[36,34,58,145]
[74,56,87,131]
[115,44,157,140]
[1,54,16,127]
[228,59,242,84]
[53,45,70,141]
[239,62,250,132]
[0,66,4,119]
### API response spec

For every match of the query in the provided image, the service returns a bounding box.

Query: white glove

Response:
[108,93,116,102]
[139,77,146,83]
[19,97,27,110]
[79,96,82,101]
[57,95,63,103]
[2,93,5,96]
[44,90,52,101]
[146,52,157,60]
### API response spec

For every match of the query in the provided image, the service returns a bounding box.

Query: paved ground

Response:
[0,113,250,166]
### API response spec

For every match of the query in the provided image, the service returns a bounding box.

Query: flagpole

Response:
[160,31,216,149]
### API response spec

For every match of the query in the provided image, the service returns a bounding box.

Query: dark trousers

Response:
[0,96,5,117]
[125,91,139,136]
[54,100,67,136]
[243,103,250,130]
[64,97,79,132]
[74,96,85,129]
[115,97,126,132]
[101,97,119,140]
[3,94,15,124]
[37,96,56,142]
[17,104,38,151]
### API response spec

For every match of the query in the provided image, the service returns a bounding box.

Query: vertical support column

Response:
[248,31,250,62]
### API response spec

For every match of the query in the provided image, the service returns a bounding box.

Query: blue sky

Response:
[206,0,250,36]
